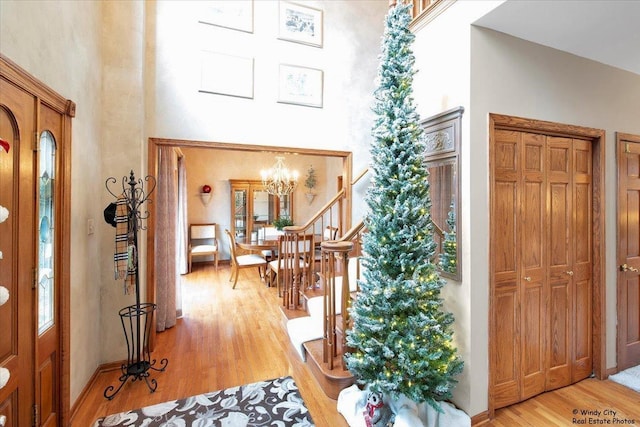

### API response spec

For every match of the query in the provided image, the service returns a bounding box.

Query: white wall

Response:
[415,8,640,417]
[413,12,640,417]
[98,0,149,371]
[94,0,384,399]
[37,0,382,408]
[470,24,640,408]
[411,0,505,416]
[0,0,104,404]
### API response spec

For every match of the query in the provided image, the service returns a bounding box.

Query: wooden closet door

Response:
[546,136,573,390]
[546,137,593,389]
[491,130,547,407]
[491,130,593,409]
[616,134,640,371]
[492,129,522,409]
[571,139,593,383]
[520,132,546,400]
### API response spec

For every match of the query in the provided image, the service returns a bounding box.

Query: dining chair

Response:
[260,226,283,261]
[267,233,314,299]
[188,223,219,272]
[224,229,267,289]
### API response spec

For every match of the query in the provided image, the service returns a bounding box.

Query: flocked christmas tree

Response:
[439,202,458,274]
[345,1,463,411]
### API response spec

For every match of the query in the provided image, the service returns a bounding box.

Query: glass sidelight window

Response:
[38,131,56,334]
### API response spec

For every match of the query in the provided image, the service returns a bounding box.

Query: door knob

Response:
[523,276,531,282]
[565,271,574,276]
[0,414,7,426]
[620,263,639,272]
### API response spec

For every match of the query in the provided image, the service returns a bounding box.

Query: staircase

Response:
[277,169,368,399]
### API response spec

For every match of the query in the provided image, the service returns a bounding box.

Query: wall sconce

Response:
[200,184,212,205]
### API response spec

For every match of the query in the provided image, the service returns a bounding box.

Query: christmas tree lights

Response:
[345,1,463,412]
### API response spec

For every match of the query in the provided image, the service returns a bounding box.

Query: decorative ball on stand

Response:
[202,184,212,194]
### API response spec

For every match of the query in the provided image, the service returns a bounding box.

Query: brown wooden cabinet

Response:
[229,179,293,238]
[490,128,593,409]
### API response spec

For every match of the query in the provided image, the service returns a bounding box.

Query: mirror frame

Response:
[420,106,464,281]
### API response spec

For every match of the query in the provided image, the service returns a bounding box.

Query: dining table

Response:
[234,234,323,252]
[235,236,280,252]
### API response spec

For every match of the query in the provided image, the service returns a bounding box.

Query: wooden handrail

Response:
[298,189,345,231]
[339,220,366,242]
[351,168,369,186]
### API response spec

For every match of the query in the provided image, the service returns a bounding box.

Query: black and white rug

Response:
[93,376,315,426]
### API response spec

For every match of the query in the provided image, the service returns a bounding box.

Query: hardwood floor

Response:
[488,379,640,426]
[70,264,349,426]
[71,264,640,426]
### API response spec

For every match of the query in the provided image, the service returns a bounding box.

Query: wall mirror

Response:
[421,106,463,281]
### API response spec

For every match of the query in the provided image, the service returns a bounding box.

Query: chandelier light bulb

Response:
[262,156,298,197]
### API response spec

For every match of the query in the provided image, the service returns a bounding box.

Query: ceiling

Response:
[473,0,640,75]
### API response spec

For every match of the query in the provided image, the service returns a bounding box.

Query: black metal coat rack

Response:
[103,170,168,400]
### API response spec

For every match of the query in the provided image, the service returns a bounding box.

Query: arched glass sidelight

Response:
[38,131,56,334]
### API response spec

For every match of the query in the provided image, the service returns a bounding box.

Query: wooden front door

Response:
[616,133,640,372]
[0,74,37,427]
[0,56,73,427]
[490,115,602,411]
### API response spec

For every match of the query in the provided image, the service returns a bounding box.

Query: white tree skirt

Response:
[337,385,471,427]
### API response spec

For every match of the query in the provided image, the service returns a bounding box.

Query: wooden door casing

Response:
[617,133,640,371]
[489,114,602,413]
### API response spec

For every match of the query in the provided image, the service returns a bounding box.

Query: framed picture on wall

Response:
[278,64,323,108]
[278,1,323,47]
[199,0,254,33]
[199,51,254,99]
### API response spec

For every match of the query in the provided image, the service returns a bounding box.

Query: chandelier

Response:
[261,156,299,197]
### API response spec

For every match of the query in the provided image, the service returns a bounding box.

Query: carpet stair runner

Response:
[285,260,360,399]
[286,271,358,361]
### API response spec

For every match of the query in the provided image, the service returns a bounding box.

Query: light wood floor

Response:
[488,378,640,426]
[71,264,640,426]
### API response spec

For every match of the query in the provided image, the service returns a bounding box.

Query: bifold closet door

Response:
[546,137,593,390]
[492,130,547,408]
[491,130,592,409]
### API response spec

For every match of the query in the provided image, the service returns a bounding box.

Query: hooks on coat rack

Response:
[105,170,156,234]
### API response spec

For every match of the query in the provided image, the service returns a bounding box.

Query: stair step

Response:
[303,338,354,399]
[287,316,323,360]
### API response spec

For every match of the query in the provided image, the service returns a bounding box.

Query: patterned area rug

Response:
[93,376,315,426]
[609,364,640,393]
